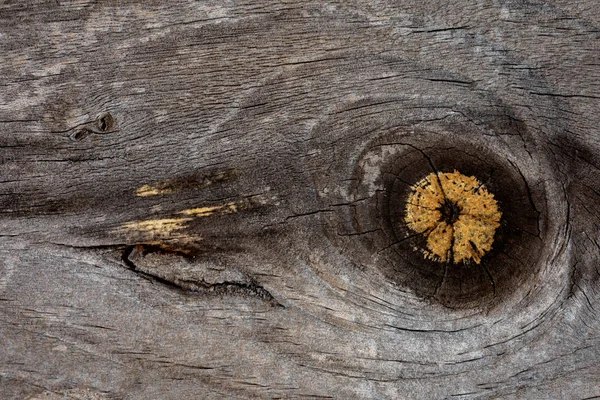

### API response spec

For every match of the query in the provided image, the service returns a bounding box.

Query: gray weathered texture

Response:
[1,1,599,399]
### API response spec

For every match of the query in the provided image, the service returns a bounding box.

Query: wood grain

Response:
[1,1,599,398]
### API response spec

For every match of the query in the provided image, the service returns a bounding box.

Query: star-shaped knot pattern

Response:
[405,171,502,264]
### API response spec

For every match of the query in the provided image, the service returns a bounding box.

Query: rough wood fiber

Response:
[1,1,599,399]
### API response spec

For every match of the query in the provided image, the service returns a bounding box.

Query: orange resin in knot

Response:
[404,171,502,264]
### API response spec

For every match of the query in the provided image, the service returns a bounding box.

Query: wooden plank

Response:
[1,1,599,398]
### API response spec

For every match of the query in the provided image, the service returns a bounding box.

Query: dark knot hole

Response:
[439,199,461,225]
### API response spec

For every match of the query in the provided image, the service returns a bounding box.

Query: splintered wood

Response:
[405,171,502,264]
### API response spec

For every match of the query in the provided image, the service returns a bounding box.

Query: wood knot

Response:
[69,112,117,141]
[405,171,502,264]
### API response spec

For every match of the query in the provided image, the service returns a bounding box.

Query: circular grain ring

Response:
[215,44,575,371]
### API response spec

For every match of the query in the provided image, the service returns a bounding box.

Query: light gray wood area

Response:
[1,1,599,399]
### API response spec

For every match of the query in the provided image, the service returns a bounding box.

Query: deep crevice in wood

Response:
[121,245,283,307]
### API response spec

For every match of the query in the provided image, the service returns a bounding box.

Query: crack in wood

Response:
[121,245,283,307]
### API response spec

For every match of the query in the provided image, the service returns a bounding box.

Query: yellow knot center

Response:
[404,171,502,264]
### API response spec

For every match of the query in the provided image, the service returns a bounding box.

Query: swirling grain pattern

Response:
[0,1,599,399]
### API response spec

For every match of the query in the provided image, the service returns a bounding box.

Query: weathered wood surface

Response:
[1,1,600,398]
